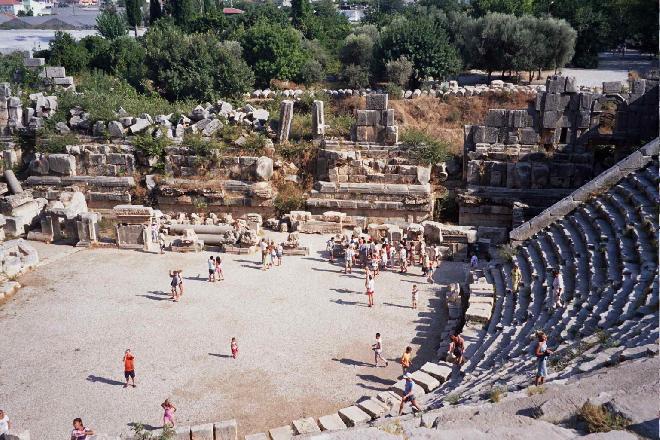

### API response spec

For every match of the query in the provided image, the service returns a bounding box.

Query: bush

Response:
[241,133,269,154]
[48,31,91,74]
[488,386,507,403]
[445,393,461,405]
[96,10,128,40]
[131,423,175,439]
[0,52,40,85]
[385,56,413,87]
[298,59,325,85]
[325,113,353,138]
[184,133,224,156]
[384,83,403,100]
[273,181,305,215]
[132,131,171,158]
[400,128,449,165]
[577,401,631,433]
[341,64,370,89]
[527,386,546,396]
[35,132,78,154]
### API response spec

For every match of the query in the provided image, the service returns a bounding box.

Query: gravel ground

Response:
[0,234,465,438]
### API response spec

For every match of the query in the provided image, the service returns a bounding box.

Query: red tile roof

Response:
[222,7,244,14]
[0,0,21,6]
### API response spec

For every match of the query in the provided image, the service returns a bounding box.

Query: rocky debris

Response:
[255,156,273,181]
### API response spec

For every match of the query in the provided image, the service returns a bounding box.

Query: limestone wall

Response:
[509,137,659,243]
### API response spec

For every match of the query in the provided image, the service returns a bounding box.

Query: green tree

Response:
[167,0,197,27]
[240,20,308,86]
[110,36,147,89]
[125,0,143,36]
[48,31,91,74]
[149,0,162,24]
[80,35,112,71]
[95,10,128,39]
[340,33,374,68]
[144,22,254,99]
[0,52,39,85]
[290,0,313,35]
[378,15,461,84]
[471,0,535,16]
[341,64,370,88]
[537,17,576,73]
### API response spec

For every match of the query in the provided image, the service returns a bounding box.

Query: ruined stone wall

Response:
[459,75,659,230]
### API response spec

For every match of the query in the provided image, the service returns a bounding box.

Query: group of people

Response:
[207,256,225,282]
[259,239,284,270]
[332,236,441,283]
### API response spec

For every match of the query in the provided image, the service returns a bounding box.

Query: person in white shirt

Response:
[371,333,388,367]
[366,274,375,307]
[552,269,563,308]
[0,409,11,439]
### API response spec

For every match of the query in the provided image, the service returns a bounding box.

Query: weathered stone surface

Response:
[357,398,390,418]
[174,426,191,440]
[244,434,268,440]
[255,156,274,181]
[191,423,214,440]
[312,100,325,137]
[213,420,237,440]
[318,414,347,431]
[4,170,23,194]
[278,100,294,142]
[48,154,76,176]
[129,118,151,134]
[416,165,431,184]
[45,66,66,78]
[421,220,443,243]
[366,94,388,110]
[409,370,441,392]
[292,417,321,435]
[420,362,452,383]
[338,406,371,426]
[268,425,294,440]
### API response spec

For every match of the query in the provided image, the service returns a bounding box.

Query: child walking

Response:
[411,285,418,309]
[215,256,224,281]
[372,333,389,367]
[161,399,177,427]
[231,337,239,359]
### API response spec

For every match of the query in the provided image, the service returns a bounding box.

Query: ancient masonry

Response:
[308,93,434,223]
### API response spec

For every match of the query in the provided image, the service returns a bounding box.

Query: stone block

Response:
[357,398,389,418]
[311,100,325,136]
[318,414,347,431]
[376,391,401,408]
[24,57,45,67]
[356,109,380,126]
[543,93,561,111]
[244,434,268,440]
[484,109,506,127]
[255,156,273,181]
[45,66,66,78]
[130,118,151,134]
[381,109,394,126]
[174,426,191,440]
[268,425,294,440]
[385,125,398,144]
[542,111,559,129]
[292,417,321,435]
[191,424,213,440]
[48,154,76,176]
[420,362,452,383]
[54,76,74,86]
[410,370,441,392]
[338,406,371,426]
[278,100,294,142]
[213,419,238,440]
[366,93,388,110]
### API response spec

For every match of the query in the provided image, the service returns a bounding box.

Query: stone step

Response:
[357,397,390,418]
[191,423,214,440]
[376,390,402,407]
[420,362,452,383]
[292,418,320,435]
[409,370,441,392]
[391,379,426,398]
[268,425,294,440]
[245,434,268,440]
[338,406,371,427]
[317,414,347,431]
[214,420,238,440]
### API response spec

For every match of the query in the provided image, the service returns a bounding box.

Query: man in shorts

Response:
[344,245,354,274]
[123,349,136,388]
[398,373,422,415]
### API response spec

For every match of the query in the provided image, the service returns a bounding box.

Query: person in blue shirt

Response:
[398,373,422,415]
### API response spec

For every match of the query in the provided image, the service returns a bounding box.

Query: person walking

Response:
[276,243,283,266]
[411,285,418,309]
[0,409,11,440]
[123,349,136,388]
[400,346,413,375]
[231,337,239,359]
[259,239,268,270]
[372,333,388,367]
[326,238,335,263]
[398,373,422,415]
[215,256,224,281]
[399,246,408,273]
[344,245,354,274]
[552,269,563,308]
[161,399,177,428]
[71,418,95,440]
[208,256,216,282]
[158,232,166,254]
[511,265,521,295]
[534,331,553,386]
[366,274,375,307]
[169,270,181,302]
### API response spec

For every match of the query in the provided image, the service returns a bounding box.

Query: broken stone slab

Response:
[420,362,452,383]
[338,406,371,427]
[277,100,294,143]
[376,391,401,409]
[174,426,191,440]
[409,370,441,393]
[45,66,66,78]
[292,417,321,435]
[268,425,294,440]
[129,118,151,134]
[311,100,325,137]
[213,419,237,440]
[191,423,214,440]
[255,156,273,181]
[318,414,347,431]
[4,170,23,194]
[48,154,77,176]
[108,120,125,138]
[357,398,390,419]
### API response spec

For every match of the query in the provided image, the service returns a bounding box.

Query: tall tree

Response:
[149,0,162,24]
[125,0,143,36]
[95,9,128,39]
[168,0,197,27]
[290,0,313,35]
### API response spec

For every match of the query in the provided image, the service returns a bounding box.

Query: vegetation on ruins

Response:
[576,401,632,433]
[131,423,175,439]
[400,128,449,165]
[274,181,306,216]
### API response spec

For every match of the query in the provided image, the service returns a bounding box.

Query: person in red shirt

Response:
[123,349,136,388]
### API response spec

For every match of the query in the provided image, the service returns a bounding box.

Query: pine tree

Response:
[149,0,162,24]
[125,0,143,36]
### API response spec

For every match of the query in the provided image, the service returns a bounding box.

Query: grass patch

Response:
[497,244,518,263]
[325,113,353,138]
[445,393,461,405]
[132,131,171,159]
[527,385,546,396]
[400,128,449,165]
[273,181,305,216]
[131,423,175,439]
[488,386,507,403]
[577,401,631,433]
[35,132,79,154]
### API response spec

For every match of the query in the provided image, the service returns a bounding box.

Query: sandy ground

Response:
[0,234,465,438]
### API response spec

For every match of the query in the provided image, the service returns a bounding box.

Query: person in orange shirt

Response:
[400,346,413,375]
[123,349,136,388]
